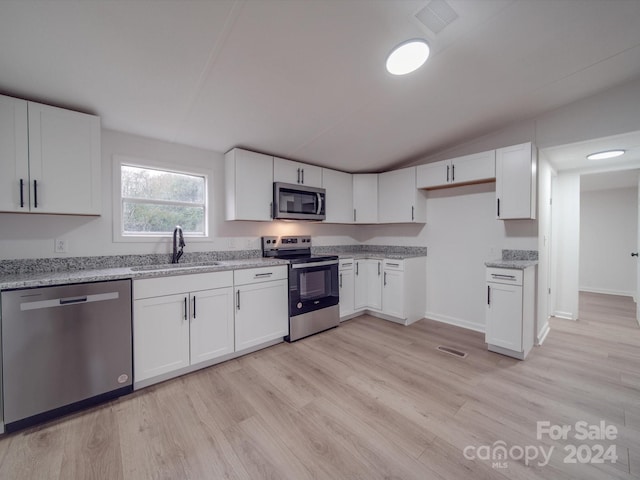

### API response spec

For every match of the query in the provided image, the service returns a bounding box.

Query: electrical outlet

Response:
[54,239,68,253]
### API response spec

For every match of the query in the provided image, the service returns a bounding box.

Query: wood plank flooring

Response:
[0,291,638,479]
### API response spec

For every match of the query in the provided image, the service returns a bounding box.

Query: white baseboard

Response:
[579,287,635,298]
[553,310,575,320]
[424,311,484,333]
[537,322,550,345]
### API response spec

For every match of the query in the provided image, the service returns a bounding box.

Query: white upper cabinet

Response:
[225,148,273,221]
[322,168,353,223]
[0,95,101,215]
[378,167,425,223]
[353,173,378,223]
[495,142,536,220]
[273,157,322,187]
[416,150,495,190]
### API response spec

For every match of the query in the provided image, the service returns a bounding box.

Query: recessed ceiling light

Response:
[586,149,625,160]
[386,39,430,76]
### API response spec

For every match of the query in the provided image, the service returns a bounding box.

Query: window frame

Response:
[112,155,210,242]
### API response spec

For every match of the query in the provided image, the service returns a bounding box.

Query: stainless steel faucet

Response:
[172,226,185,263]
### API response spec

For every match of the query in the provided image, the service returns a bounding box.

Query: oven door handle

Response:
[290,260,338,269]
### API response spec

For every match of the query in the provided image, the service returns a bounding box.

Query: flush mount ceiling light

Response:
[385,39,430,75]
[586,149,626,160]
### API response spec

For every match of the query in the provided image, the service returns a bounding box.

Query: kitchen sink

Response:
[130,262,224,272]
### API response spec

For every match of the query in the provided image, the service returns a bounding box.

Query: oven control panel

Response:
[261,235,312,257]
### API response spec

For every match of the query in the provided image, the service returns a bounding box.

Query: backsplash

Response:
[313,245,428,256]
[501,249,538,261]
[0,250,261,276]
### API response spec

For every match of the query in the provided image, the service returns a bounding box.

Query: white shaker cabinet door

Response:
[134,293,190,382]
[0,95,29,212]
[322,168,353,223]
[190,287,235,365]
[27,102,101,215]
[486,282,523,352]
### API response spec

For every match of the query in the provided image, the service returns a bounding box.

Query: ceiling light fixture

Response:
[586,149,625,160]
[386,39,430,76]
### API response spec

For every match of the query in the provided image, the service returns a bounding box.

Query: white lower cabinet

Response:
[234,266,289,352]
[354,259,382,311]
[339,258,355,318]
[485,266,535,359]
[133,271,234,387]
[382,261,404,319]
[348,256,426,325]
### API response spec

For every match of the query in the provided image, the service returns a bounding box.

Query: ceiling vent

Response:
[415,0,459,34]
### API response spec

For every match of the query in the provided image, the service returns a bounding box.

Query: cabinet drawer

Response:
[383,259,404,271]
[339,258,354,270]
[486,268,523,285]
[234,265,287,286]
[134,271,233,299]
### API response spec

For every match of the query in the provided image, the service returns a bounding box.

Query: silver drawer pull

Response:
[491,274,517,280]
[254,272,273,278]
[386,263,400,267]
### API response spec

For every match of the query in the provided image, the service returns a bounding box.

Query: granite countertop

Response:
[0,258,289,291]
[334,252,425,260]
[484,259,538,269]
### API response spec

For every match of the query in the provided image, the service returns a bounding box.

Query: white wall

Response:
[552,173,580,319]
[0,129,358,260]
[580,187,637,297]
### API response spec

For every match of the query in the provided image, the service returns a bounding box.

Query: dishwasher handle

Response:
[59,296,88,305]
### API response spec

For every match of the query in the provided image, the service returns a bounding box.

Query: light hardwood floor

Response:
[0,292,638,479]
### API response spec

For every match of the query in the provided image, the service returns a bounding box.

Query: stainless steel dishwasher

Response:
[1,279,132,432]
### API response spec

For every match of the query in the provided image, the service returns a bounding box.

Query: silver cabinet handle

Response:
[446,165,450,183]
[301,168,304,184]
[236,290,240,310]
[487,285,491,305]
[297,168,301,183]
[254,272,273,278]
[33,179,38,208]
[339,273,343,288]
[491,274,516,280]
[270,201,273,219]
[411,206,414,221]
[184,297,188,320]
[193,295,196,319]
[386,262,400,267]
[497,198,500,217]
[377,262,381,276]
[353,209,357,222]
[384,272,387,286]
[356,262,359,275]
[452,164,455,182]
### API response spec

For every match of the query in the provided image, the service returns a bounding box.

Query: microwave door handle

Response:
[317,193,323,215]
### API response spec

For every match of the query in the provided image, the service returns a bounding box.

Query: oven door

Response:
[289,260,339,316]
[273,182,326,220]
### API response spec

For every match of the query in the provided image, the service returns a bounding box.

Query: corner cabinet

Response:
[234,266,288,352]
[416,150,495,190]
[322,168,353,223]
[495,142,536,220]
[348,256,426,325]
[353,174,378,223]
[133,271,235,388]
[0,94,101,215]
[274,157,322,188]
[225,148,274,221]
[485,266,535,360]
[378,167,426,223]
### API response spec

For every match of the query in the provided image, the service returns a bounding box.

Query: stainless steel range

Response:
[262,236,339,341]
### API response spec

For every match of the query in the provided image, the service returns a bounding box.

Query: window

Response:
[114,157,208,240]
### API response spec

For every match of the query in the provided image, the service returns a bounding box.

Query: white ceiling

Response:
[1,0,640,172]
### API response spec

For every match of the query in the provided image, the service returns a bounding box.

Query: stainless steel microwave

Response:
[273,182,326,220]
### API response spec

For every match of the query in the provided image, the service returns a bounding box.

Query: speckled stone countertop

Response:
[485,249,538,269]
[0,257,289,291]
[313,245,427,260]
